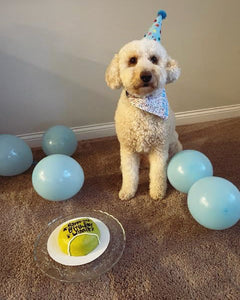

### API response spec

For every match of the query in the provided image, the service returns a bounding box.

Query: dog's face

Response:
[106,39,180,96]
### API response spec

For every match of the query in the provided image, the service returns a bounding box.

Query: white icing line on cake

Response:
[67,233,100,256]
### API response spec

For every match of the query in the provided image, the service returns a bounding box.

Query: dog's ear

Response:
[105,54,122,89]
[165,57,181,84]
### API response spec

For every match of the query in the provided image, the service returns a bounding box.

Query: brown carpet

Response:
[0,117,240,300]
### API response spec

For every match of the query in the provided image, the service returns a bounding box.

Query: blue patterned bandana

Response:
[126,89,169,119]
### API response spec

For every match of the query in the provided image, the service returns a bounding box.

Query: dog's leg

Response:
[149,148,169,200]
[119,147,140,200]
[169,131,183,159]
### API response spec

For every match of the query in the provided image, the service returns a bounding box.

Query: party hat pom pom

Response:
[158,10,167,19]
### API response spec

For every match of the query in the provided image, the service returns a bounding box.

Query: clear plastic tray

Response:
[34,210,126,282]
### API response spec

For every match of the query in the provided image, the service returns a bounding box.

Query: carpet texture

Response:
[0,117,240,300]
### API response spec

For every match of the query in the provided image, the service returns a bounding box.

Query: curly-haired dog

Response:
[105,12,182,200]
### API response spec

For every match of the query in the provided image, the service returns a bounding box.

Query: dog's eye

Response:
[150,56,158,64]
[129,57,137,66]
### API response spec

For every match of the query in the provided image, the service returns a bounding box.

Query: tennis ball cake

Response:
[58,218,100,256]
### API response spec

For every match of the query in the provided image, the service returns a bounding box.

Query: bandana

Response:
[126,88,169,119]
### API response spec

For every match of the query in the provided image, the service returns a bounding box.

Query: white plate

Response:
[47,217,110,266]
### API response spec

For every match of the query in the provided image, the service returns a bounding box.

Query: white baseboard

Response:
[18,104,240,148]
[175,104,240,126]
[18,123,116,148]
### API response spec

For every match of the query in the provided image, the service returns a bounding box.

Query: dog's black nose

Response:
[140,71,152,83]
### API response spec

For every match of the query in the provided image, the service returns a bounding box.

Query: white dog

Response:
[105,37,182,201]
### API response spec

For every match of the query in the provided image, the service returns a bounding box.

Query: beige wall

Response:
[0,0,239,135]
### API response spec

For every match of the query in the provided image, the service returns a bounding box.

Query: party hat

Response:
[144,10,167,42]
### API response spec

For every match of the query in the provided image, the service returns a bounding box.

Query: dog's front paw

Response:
[149,178,167,200]
[119,189,136,201]
[149,185,166,201]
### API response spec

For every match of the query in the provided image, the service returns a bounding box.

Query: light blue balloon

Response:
[32,154,84,201]
[167,150,213,193]
[0,134,33,176]
[42,125,77,156]
[188,177,240,230]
